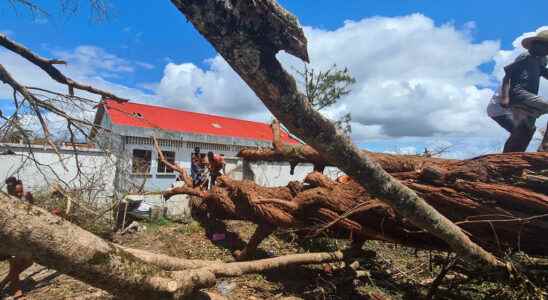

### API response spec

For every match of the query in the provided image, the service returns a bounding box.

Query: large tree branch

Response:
[170,0,506,271]
[152,135,193,186]
[0,194,217,299]
[124,245,357,276]
[1,192,368,298]
[241,119,452,173]
[0,34,128,101]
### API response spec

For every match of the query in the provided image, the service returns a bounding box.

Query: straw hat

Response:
[521,30,548,49]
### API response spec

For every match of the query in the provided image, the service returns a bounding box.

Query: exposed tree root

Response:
[165,151,548,259]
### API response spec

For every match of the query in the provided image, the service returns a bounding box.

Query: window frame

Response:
[157,150,176,174]
[131,149,152,174]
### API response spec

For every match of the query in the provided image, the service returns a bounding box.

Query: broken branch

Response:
[0,34,128,101]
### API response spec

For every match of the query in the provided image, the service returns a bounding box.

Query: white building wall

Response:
[249,162,344,187]
[117,134,345,191]
[120,136,245,192]
[1,144,344,196]
[0,142,346,221]
[0,143,115,200]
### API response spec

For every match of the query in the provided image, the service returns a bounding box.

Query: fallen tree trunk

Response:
[1,193,368,298]
[0,194,218,299]
[240,120,548,184]
[165,151,548,259]
[170,0,506,271]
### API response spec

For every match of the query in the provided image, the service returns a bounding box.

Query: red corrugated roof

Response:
[102,99,301,144]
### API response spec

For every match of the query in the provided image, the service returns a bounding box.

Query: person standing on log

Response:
[207,151,226,188]
[190,147,201,183]
[1,177,33,297]
[502,30,548,152]
[192,153,209,188]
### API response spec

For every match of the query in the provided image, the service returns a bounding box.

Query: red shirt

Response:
[209,154,225,172]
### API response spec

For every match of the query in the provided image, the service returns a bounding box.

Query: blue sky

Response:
[1,1,547,157]
[3,0,547,87]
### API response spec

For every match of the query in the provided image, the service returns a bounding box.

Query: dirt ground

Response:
[1,219,546,300]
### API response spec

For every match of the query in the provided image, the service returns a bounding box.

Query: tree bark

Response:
[165,151,548,258]
[0,194,217,299]
[1,194,369,298]
[239,119,451,174]
[170,0,506,270]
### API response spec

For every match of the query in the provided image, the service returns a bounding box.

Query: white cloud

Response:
[53,46,136,77]
[278,14,503,140]
[0,45,156,102]
[155,56,270,121]
[0,29,14,37]
[153,14,507,143]
[135,61,155,70]
[0,45,157,140]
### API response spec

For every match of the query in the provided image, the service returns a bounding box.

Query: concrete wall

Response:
[0,142,346,220]
[248,162,344,187]
[0,143,115,200]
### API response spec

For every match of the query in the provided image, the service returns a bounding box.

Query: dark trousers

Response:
[491,115,514,133]
[503,121,536,153]
[539,121,548,152]
[504,92,548,152]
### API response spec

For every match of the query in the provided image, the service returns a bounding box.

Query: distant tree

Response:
[297,64,356,136]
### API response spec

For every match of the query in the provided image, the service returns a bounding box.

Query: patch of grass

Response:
[299,236,339,252]
[145,216,173,231]
[175,221,203,235]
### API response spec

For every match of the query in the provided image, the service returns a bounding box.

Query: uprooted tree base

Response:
[166,151,548,260]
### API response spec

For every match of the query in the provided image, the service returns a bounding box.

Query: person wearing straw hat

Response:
[502,30,548,152]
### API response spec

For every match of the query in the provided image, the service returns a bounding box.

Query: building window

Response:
[132,149,152,174]
[157,151,175,173]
